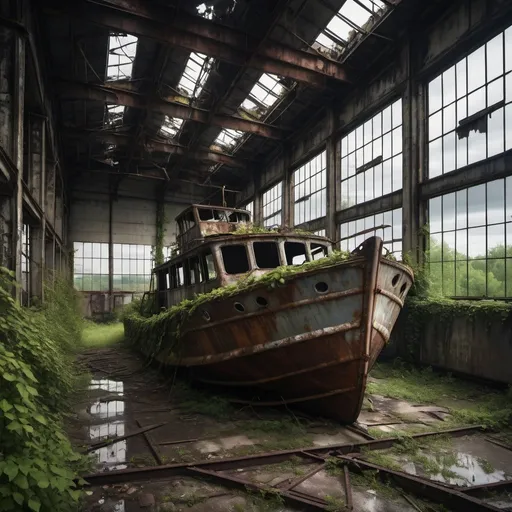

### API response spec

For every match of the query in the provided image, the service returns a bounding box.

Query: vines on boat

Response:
[0,269,88,511]
[123,250,351,360]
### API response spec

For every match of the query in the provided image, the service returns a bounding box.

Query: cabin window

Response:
[311,243,328,260]
[181,211,196,231]
[228,211,250,223]
[221,245,250,274]
[285,242,307,265]
[169,266,177,288]
[254,242,281,269]
[165,271,170,289]
[198,209,229,222]
[186,256,204,285]
[203,250,217,281]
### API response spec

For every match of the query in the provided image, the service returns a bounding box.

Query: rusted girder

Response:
[63,128,250,168]
[46,0,351,88]
[55,80,286,140]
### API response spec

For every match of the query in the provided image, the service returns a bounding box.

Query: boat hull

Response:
[149,237,413,423]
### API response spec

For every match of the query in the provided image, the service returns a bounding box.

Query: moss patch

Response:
[81,322,124,348]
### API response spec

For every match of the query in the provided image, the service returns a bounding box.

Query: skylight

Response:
[105,104,124,127]
[177,52,214,98]
[240,73,287,119]
[212,128,245,150]
[315,0,386,55]
[106,33,138,81]
[159,115,184,139]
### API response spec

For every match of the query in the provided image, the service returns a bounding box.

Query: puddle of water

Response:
[91,441,127,472]
[89,379,124,395]
[89,400,125,419]
[396,437,512,487]
[89,420,124,441]
[96,498,125,511]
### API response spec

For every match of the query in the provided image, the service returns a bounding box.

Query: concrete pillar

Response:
[0,195,11,268]
[0,4,25,299]
[55,191,63,239]
[326,107,339,243]
[402,39,424,264]
[45,160,56,226]
[28,116,45,300]
[253,171,263,226]
[45,234,55,282]
[282,145,293,227]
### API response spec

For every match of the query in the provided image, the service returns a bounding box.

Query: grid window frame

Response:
[293,151,327,225]
[73,242,110,292]
[339,208,403,258]
[262,182,283,228]
[340,98,403,210]
[427,26,512,179]
[242,201,254,220]
[428,176,512,298]
[113,243,153,293]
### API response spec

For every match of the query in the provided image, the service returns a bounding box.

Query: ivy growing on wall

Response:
[153,202,167,266]
[0,269,88,511]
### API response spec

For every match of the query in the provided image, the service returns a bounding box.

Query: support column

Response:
[282,145,293,227]
[108,190,114,314]
[13,12,25,299]
[45,233,55,283]
[402,39,424,264]
[28,115,46,301]
[326,107,339,243]
[253,171,263,226]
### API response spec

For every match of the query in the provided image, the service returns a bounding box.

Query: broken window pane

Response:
[284,242,307,265]
[311,243,328,260]
[221,245,250,274]
[203,251,217,281]
[254,242,280,268]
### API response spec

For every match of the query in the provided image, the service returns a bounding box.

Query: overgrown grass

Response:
[0,269,89,511]
[368,361,512,429]
[81,321,124,348]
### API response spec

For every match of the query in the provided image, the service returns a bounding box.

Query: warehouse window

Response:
[73,242,109,292]
[262,182,282,227]
[428,27,512,178]
[340,99,403,209]
[293,151,327,225]
[242,201,253,220]
[21,224,31,305]
[339,208,402,258]
[314,229,327,237]
[113,244,153,292]
[177,52,213,98]
[428,177,512,298]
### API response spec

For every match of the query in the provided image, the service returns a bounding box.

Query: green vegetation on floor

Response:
[0,268,89,511]
[368,361,512,429]
[81,321,124,348]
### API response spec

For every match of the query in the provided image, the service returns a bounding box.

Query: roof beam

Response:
[55,80,286,140]
[46,0,351,87]
[64,128,250,168]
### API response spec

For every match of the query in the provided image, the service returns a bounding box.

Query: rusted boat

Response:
[140,204,413,423]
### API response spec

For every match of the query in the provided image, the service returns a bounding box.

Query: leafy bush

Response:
[0,268,87,511]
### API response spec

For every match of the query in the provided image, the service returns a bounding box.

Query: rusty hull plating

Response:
[150,229,413,424]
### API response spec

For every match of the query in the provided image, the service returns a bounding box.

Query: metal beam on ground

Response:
[55,80,286,140]
[63,128,250,168]
[46,0,351,87]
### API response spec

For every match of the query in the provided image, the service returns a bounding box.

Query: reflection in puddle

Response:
[92,441,127,471]
[97,498,125,511]
[89,379,124,395]
[89,400,125,419]
[89,420,124,441]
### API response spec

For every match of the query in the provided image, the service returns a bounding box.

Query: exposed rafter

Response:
[46,0,351,88]
[55,79,287,139]
[64,128,251,168]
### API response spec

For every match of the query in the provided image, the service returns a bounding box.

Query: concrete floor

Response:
[70,344,512,512]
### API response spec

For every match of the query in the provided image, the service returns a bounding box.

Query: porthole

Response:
[202,310,211,322]
[256,296,268,307]
[315,282,329,293]
[392,274,400,286]
[234,302,245,313]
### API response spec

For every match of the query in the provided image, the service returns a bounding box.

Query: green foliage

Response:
[0,268,87,511]
[81,321,124,348]
[324,495,345,511]
[123,250,351,361]
[153,202,167,267]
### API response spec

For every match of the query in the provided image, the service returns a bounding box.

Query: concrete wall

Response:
[383,305,512,384]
